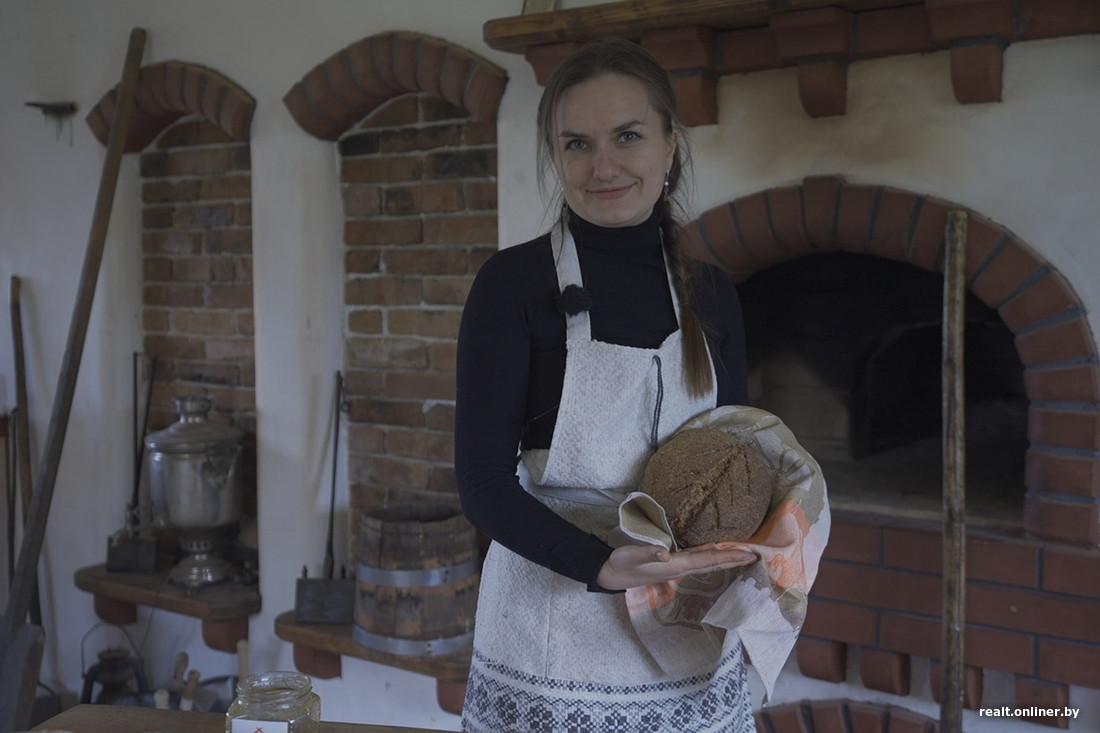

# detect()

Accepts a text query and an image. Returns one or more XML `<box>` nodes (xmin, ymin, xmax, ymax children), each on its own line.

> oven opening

<box><xmin>737</xmin><ymin>252</ymin><xmax>1027</xmax><ymax>527</ymax></box>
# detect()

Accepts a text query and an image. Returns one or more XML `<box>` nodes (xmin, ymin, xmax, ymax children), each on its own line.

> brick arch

<box><xmin>283</xmin><ymin>31</ymin><xmax>507</xmax><ymax>140</ymax></box>
<box><xmin>683</xmin><ymin>174</ymin><xmax>1100</xmax><ymax>546</ymax></box>
<box><xmin>85</xmin><ymin>61</ymin><xmax>255</xmax><ymax>152</ymax></box>
<box><xmin>756</xmin><ymin>699</ymin><xmax>938</xmax><ymax>731</ymax></box>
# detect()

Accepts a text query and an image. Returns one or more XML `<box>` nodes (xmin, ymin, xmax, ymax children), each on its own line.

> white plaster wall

<box><xmin>0</xmin><ymin>1</ymin><xmax>1098</xmax><ymax>730</ymax></box>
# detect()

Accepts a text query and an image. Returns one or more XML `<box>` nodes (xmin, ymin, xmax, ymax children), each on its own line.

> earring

<box><xmin>663</xmin><ymin>171</ymin><xmax>670</xmax><ymax>195</ymax></box>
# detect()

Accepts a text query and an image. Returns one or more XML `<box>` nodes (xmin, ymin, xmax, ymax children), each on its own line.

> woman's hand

<box><xmin>596</xmin><ymin>542</ymin><xmax>757</xmax><ymax>591</ymax></box>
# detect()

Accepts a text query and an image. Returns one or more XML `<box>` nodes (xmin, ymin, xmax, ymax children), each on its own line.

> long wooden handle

<box><xmin>940</xmin><ymin>210</ymin><xmax>968</xmax><ymax>733</ymax></box>
<box><xmin>9</xmin><ymin>276</ymin><xmax>42</xmax><ymax>626</ymax></box>
<box><xmin>10</xmin><ymin>276</ymin><xmax>33</xmax><ymax>525</ymax></box>
<box><xmin>2</xmin><ymin>27</ymin><xmax>147</xmax><ymax>636</ymax></box>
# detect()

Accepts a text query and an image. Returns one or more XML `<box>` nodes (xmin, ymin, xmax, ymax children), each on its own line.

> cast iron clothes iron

<box><xmin>295</xmin><ymin>371</ymin><xmax>354</xmax><ymax>624</ymax></box>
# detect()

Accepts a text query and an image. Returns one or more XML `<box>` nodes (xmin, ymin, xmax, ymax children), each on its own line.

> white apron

<box><xmin>461</xmin><ymin>225</ymin><xmax>755</xmax><ymax>733</ymax></box>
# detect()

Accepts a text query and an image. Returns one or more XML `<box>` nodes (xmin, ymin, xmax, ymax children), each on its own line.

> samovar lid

<box><xmin>144</xmin><ymin>396</ymin><xmax>243</xmax><ymax>454</ymax></box>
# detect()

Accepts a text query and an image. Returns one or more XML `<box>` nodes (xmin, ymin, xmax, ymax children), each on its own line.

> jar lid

<box><xmin>144</xmin><ymin>396</ymin><xmax>243</xmax><ymax>454</ymax></box>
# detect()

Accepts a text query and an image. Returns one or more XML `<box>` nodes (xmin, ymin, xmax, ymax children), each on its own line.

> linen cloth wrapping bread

<box><xmin>613</xmin><ymin>405</ymin><xmax>830</xmax><ymax>700</ymax></box>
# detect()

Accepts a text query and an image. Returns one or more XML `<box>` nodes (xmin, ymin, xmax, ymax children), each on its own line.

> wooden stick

<box><xmin>2</xmin><ymin>27</ymin><xmax>146</xmax><ymax>637</ymax></box>
<box><xmin>9</xmin><ymin>276</ymin><xmax>42</xmax><ymax>626</ymax></box>
<box><xmin>940</xmin><ymin>210</ymin><xmax>968</xmax><ymax>733</ymax></box>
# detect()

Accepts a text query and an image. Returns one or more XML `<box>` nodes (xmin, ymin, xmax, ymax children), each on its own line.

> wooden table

<box><xmin>33</xmin><ymin>704</ymin><xmax>447</xmax><ymax>732</ymax></box>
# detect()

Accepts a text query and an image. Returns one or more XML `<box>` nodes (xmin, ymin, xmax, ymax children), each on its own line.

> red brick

<box><xmin>821</xmin><ymin>518</ymin><xmax>880</xmax><ymax>563</ymax></box>
<box><xmin>835</xmin><ymin>184</ymin><xmax>879</xmax><ymax>253</ymax></box>
<box><xmin>950</xmin><ymin>42</ymin><xmax>1004</xmax><ymax>104</ymax></box>
<box><xmin>641</xmin><ymin>26</ymin><xmax>718</xmax><ymax>71</ymax></box>
<box><xmin>879</xmin><ymin>612</ymin><xmax>1033</xmax><ymax>673</ymax></box>
<box><xmin>970</xmin><ymin>238</ymin><xmax>1044</xmax><ymax>309</ymax></box>
<box><xmin>1023</xmin><ymin>364</ymin><xmax>1100</xmax><ymax>403</ymax></box>
<box><xmin>1014</xmin><ymin>676</ymin><xmax>1071</xmax><ymax>729</ymax></box>
<box><xmin>796</xmin><ymin>60</ymin><xmax>848</xmax><ymax>118</ymax></box>
<box><xmin>346</xmin><ymin>337</ymin><xmax>428</xmax><ymax>370</ymax></box>
<box><xmin>761</xmin><ymin>703</ymin><xmax>810</xmax><ymax>733</ymax></box>
<box><xmin>1029</xmin><ymin>407</ymin><xmax>1100</xmax><ymax>452</ymax></box>
<box><xmin>346</xmin><ymin>38</ymin><xmax>399</xmax><ymax>99</ymax></box>
<box><xmin>282</xmin><ymin>83</ymin><xmax>344</xmax><ymax>141</ymax></box>
<box><xmin>883</xmin><ymin>527</ymin><xmax>1039</xmax><ymax>586</ymax></box>
<box><xmin>463</xmin><ymin>62</ymin><xmax>508</xmax><ymax>124</ymax></box>
<box><xmin>999</xmin><ymin>270</ymin><xmax>1079</xmax><ymax>332</ymax></box>
<box><xmin>670</xmin><ymin>73</ymin><xmax>718</xmax><ymax>128</ymax></box>
<box><xmin>807</xmin><ymin>700</ymin><xmax>847</xmax><ymax>733</ymax></box>
<box><xmin>345</xmin><ymin>219</ymin><xmax>422</xmax><ymax>246</ymax></box>
<box><xmin>1042</xmin><ymin>545</ymin><xmax>1100</xmax><ymax>597</ymax></box>
<box><xmin>523</xmin><ymin>42</ymin><xmax>581</xmax><ymax>86</ymax></box>
<box><xmin>681</xmin><ymin>222</ymin><xmax>728</xmax><ymax>272</ymax></box>
<box><xmin>814</xmin><ymin>562</ymin><xmax>942</xmax><ymax>616</ymax></box>
<box><xmin>908</xmin><ymin>198</ymin><xmax>952</xmax><ymax>273</ymax></box>
<box><xmin>868</xmin><ymin>188</ymin><xmax>919</xmax><ymax>263</ymax></box>
<box><xmin>926</xmin><ymin>0</ymin><xmax>1015</xmax><ymax>41</ymax></box>
<box><xmin>859</xmin><ymin>648</ymin><xmax>910</xmax><ymax>695</ymax></box>
<box><xmin>391</xmin><ymin>32</ymin><xmax>421</xmax><ymax>93</ymax></box>
<box><xmin>796</xmin><ymin>638</ymin><xmax>848</xmax><ymax>682</ymax></box>
<box><xmin>345</xmin><ymin>277</ymin><xmax>422</xmax><ymax>307</ymax></box>
<box><xmin>415</xmin><ymin>38</ymin><xmax>448</xmax><ymax>99</ymax></box>
<box><xmin>804</xmin><ymin>599</ymin><xmax>877</xmax><ymax>644</ymax></box>
<box><xmin>387</xmin><ymin>309</ymin><xmax>462</xmax><ymax>340</ymax></box>
<box><xmin>384</xmin><ymin>247</ymin><xmax>469</xmax><ymax>277</ymax></box>
<box><xmin>1023</xmin><ymin>494</ymin><xmax>1100</xmax><ymax>546</ymax></box>
<box><xmin>368</xmin><ymin>33</ymin><xmax>403</xmax><ymax>95</ymax></box>
<box><xmin>886</xmin><ymin>706</ymin><xmax>939</xmax><ymax>733</ymax></box>
<box><xmin>1037</xmin><ymin>638</ymin><xmax>1100</xmax><ymax>689</ymax></box>
<box><xmin>1026</xmin><ymin>449</ymin><xmax>1100</xmax><ymax>499</ymax></box>
<box><xmin>1023</xmin><ymin>318</ymin><xmax>1099</xmax><ymax>368</ymax></box>
<box><xmin>439</xmin><ymin>47</ymin><xmax>474</xmax><ymax>112</ymax></box>
<box><xmin>698</xmin><ymin>204</ymin><xmax>753</xmax><ymax>271</ymax></box>
<box><xmin>847</xmin><ymin>701</ymin><xmax>887</xmax><ymax>733</ymax></box>
<box><xmin>717</xmin><ymin>27</ymin><xmax>782</xmax><ymax>74</ymax></box>
<box><xmin>928</xmin><ymin>664</ymin><xmax>984</xmax><ymax>708</ymax></box>
<box><xmin>969</xmin><ymin>583</ymin><xmax>1100</xmax><ymax>643</ymax></box>
<box><xmin>770</xmin><ymin>7</ymin><xmax>852</xmax><ymax>60</ymax></box>
<box><xmin>766</xmin><ymin>186</ymin><xmax>814</xmax><ymax>257</ymax></box>
<box><xmin>163</xmin><ymin>61</ymin><xmax>188</xmax><ymax>113</ymax></box>
<box><xmin>801</xmin><ymin>175</ymin><xmax>843</xmax><ymax>249</ymax></box>
<box><xmin>733</xmin><ymin>192</ymin><xmax>783</xmax><ymax>265</ymax></box>
<box><xmin>856</xmin><ymin>6</ymin><xmax>934</xmax><ymax>57</ymax></box>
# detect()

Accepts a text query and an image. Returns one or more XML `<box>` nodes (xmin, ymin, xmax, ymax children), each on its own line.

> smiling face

<box><xmin>551</xmin><ymin>73</ymin><xmax>677</xmax><ymax>228</ymax></box>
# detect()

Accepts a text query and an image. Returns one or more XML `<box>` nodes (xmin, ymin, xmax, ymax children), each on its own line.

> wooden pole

<box><xmin>940</xmin><ymin>210</ymin><xmax>968</xmax><ymax>732</ymax></box>
<box><xmin>9</xmin><ymin>276</ymin><xmax>42</xmax><ymax>627</ymax></box>
<box><xmin>2</xmin><ymin>27</ymin><xmax>146</xmax><ymax>636</ymax></box>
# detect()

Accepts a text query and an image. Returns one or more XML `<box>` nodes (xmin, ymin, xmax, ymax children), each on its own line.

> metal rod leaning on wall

<box><xmin>940</xmin><ymin>210</ymin><xmax>968</xmax><ymax>733</ymax></box>
<box><xmin>2</xmin><ymin>27</ymin><xmax>147</xmax><ymax>639</ymax></box>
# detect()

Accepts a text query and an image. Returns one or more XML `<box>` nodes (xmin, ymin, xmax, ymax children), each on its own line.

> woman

<box><xmin>455</xmin><ymin>38</ymin><xmax>757</xmax><ymax>732</ymax></box>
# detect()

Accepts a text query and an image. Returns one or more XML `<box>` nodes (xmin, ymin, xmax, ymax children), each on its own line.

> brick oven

<box><xmin>679</xmin><ymin>175</ymin><xmax>1100</xmax><ymax>725</ymax></box>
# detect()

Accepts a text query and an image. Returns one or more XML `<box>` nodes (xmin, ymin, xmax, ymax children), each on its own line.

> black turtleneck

<box><xmin>454</xmin><ymin>207</ymin><xmax>748</xmax><ymax>590</ymax></box>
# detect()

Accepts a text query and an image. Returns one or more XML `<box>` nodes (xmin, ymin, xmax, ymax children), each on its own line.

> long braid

<box><xmin>659</xmin><ymin>197</ymin><xmax>713</xmax><ymax>399</ymax></box>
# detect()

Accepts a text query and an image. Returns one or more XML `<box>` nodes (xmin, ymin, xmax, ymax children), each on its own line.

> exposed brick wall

<box><xmin>140</xmin><ymin>118</ymin><xmax>255</xmax><ymax>464</ymax></box>
<box><xmin>339</xmin><ymin>94</ymin><xmax>496</xmax><ymax>517</ymax></box>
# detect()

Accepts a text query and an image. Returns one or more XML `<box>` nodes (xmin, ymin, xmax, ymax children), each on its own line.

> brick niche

<box><xmin>339</xmin><ymin>93</ymin><xmax>497</xmax><ymax>523</ymax></box>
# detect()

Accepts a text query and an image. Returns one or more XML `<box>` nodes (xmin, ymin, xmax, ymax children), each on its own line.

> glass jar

<box><xmin>225</xmin><ymin>671</ymin><xmax>321</xmax><ymax>733</ymax></box>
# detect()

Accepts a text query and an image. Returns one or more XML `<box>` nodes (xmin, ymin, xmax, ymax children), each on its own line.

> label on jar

<box><xmin>230</xmin><ymin>719</ymin><xmax>290</xmax><ymax>733</ymax></box>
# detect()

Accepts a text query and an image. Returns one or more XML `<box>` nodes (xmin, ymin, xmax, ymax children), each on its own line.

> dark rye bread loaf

<box><xmin>639</xmin><ymin>428</ymin><xmax>772</xmax><ymax>546</ymax></box>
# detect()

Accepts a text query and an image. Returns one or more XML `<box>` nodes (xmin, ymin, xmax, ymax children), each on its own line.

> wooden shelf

<box><xmin>274</xmin><ymin>610</ymin><xmax>469</xmax><ymax>715</ymax></box>
<box><xmin>483</xmin><ymin>0</ymin><xmax>915</xmax><ymax>53</ymax></box>
<box><xmin>74</xmin><ymin>564</ymin><xmax>260</xmax><ymax>653</ymax></box>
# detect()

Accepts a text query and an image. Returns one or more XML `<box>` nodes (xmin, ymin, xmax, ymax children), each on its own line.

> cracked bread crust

<box><xmin>639</xmin><ymin>428</ymin><xmax>772</xmax><ymax>546</ymax></box>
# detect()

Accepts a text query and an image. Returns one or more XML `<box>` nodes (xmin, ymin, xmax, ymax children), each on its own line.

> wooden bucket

<box><xmin>354</xmin><ymin>502</ymin><xmax>479</xmax><ymax>657</ymax></box>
